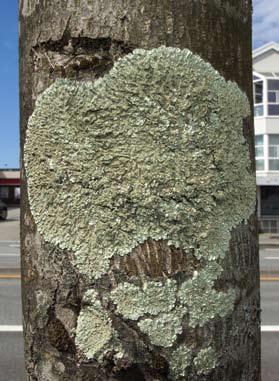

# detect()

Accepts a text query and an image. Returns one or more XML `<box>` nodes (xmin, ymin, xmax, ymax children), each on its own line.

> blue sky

<box><xmin>0</xmin><ymin>1</ymin><xmax>278</xmax><ymax>168</ymax></box>
<box><xmin>0</xmin><ymin>1</ymin><xmax>18</xmax><ymax>168</ymax></box>
<box><xmin>253</xmin><ymin>0</ymin><xmax>279</xmax><ymax>48</ymax></box>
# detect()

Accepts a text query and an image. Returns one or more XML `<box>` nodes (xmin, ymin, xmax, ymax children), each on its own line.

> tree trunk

<box><xmin>20</xmin><ymin>1</ymin><xmax>260</xmax><ymax>380</ymax></box>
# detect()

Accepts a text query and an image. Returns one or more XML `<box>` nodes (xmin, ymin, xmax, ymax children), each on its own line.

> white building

<box><xmin>253</xmin><ymin>42</ymin><xmax>279</xmax><ymax>232</ymax></box>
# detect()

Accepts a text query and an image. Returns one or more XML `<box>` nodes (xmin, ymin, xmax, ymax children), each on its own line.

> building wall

<box><xmin>253</xmin><ymin>49</ymin><xmax>279</xmax><ymax>73</ymax></box>
<box><xmin>253</xmin><ymin>44</ymin><xmax>279</xmax><ymax>232</ymax></box>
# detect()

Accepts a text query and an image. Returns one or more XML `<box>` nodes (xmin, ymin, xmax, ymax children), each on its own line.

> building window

<box><xmin>268</xmin><ymin>104</ymin><xmax>279</xmax><ymax>116</ymax></box>
<box><xmin>268</xmin><ymin>80</ymin><xmax>279</xmax><ymax>116</ymax></box>
<box><xmin>254</xmin><ymin>80</ymin><xmax>264</xmax><ymax>117</ymax></box>
<box><xmin>261</xmin><ymin>186</ymin><xmax>279</xmax><ymax>216</ymax></box>
<box><xmin>255</xmin><ymin>105</ymin><xmax>264</xmax><ymax>117</ymax></box>
<box><xmin>269</xmin><ymin>135</ymin><xmax>279</xmax><ymax>170</ymax></box>
<box><xmin>255</xmin><ymin>135</ymin><xmax>264</xmax><ymax>170</ymax></box>
<box><xmin>0</xmin><ymin>187</ymin><xmax>9</xmax><ymax>199</ymax></box>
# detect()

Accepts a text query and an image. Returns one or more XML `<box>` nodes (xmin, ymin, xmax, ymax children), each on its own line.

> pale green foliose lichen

<box><xmin>24</xmin><ymin>46</ymin><xmax>256</xmax><ymax>374</ymax></box>
<box><xmin>169</xmin><ymin>346</ymin><xmax>193</xmax><ymax>378</ymax></box>
<box><xmin>194</xmin><ymin>347</ymin><xmax>218</xmax><ymax>375</ymax></box>
<box><xmin>138</xmin><ymin>311</ymin><xmax>183</xmax><ymax>347</ymax></box>
<box><xmin>178</xmin><ymin>262</ymin><xmax>236</xmax><ymax>327</ymax></box>
<box><xmin>75</xmin><ymin>290</ymin><xmax>114</xmax><ymax>359</ymax></box>
<box><xmin>110</xmin><ymin>279</ymin><xmax>177</xmax><ymax>320</ymax></box>
<box><xmin>24</xmin><ymin>46</ymin><xmax>255</xmax><ymax>282</ymax></box>
<box><xmin>110</xmin><ymin>263</ymin><xmax>235</xmax><ymax>349</ymax></box>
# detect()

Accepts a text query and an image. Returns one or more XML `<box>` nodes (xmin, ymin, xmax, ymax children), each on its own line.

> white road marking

<box><xmin>261</xmin><ymin>326</ymin><xmax>279</xmax><ymax>332</ymax></box>
<box><xmin>265</xmin><ymin>257</ymin><xmax>279</xmax><ymax>260</ymax></box>
<box><xmin>9</xmin><ymin>244</ymin><xmax>20</xmax><ymax>248</ymax></box>
<box><xmin>0</xmin><ymin>325</ymin><xmax>23</xmax><ymax>332</ymax></box>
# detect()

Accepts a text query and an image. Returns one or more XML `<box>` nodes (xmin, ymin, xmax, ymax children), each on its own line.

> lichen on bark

<box><xmin>25</xmin><ymin>46</ymin><xmax>255</xmax><ymax>280</ymax></box>
<box><xmin>110</xmin><ymin>279</ymin><xmax>177</xmax><ymax>320</ymax></box>
<box><xmin>169</xmin><ymin>346</ymin><xmax>193</xmax><ymax>378</ymax></box>
<box><xmin>194</xmin><ymin>347</ymin><xmax>218</xmax><ymax>375</ymax></box>
<box><xmin>75</xmin><ymin>290</ymin><xmax>122</xmax><ymax>360</ymax></box>
<box><xmin>24</xmin><ymin>46</ymin><xmax>256</xmax><ymax>377</ymax></box>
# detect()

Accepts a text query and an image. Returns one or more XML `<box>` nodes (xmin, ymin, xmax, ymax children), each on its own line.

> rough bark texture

<box><xmin>20</xmin><ymin>1</ymin><xmax>260</xmax><ymax>380</ymax></box>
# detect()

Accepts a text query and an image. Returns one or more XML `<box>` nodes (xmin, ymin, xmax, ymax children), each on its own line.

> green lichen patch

<box><xmin>169</xmin><ymin>346</ymin><xmax>193</xmax><ymax>378</ymax></box>
<box><xmin>138</xmin><ymin>311</ymin><xmax>183</xmax><ymax>347</ymax></box>
<box><xmin>75</xmin><ymin>290</ymin><xmax>114</xmax><ymax>359</ymax></box>
<box><xmin>25</xmin><ymin>46</ymin><xmax>256</xmax><ymax>371</ymax></box>
<box><xmin>110</xmin><ymin>279</ymin><xmax>177</xmax><ymax>320</ymax></box>
<box><xmin>193</xmin><ymin>347</ymin><xmax>218</xmax><ymax>375</ymax></box>
<box><xmin>25</xmin><ymin>46</ymin><xmax>255</xmax><ymax>282</ymax></box>
<box><xmin>178</xmin><ymin>262</ymin><xmax>236</xmax><ymax>327</ymax></box>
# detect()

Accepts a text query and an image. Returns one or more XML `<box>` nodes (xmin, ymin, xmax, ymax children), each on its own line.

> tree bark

<box><xmin>19</xmin><ymin>1</ymin><xmax>260</xmax><ymax>380</ymax></box>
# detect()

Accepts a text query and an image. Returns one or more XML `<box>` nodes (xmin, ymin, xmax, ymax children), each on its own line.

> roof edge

<box><xmin>253</xmin><ymin>42</ymin><xmax>279</xmax><ymax>58</ymax></box>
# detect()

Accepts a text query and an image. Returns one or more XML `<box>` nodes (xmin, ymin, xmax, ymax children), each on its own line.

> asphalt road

<box><xmin>0</xmin><ymin>241</ymin><xmax>20</xmax><ymax>272</ymax></box>
<box><xmin>0</xmin><ymin>278</ymin><xmax>24</xmax><ymax>381</ymax></box>
<box><xmin>260</xmin><ymin>281</ymin><xmax>279</xmax><ymax>381</ymax></box>
<box><xmin>0</xmin><ymin>279</ymin><xmax>22</xmax><ymax>325</ymax></box>
<box><xmin>0</xmin><ymin>207</ymin><xmax>20</xmax><ymax>242</ymax></box>
<box><xmin>260</xmin><ymin>247</ymin><xmax>279</xmax><ymax>274</ymax></box>
<box><xmin>0</xmin><ymin>207</ymin><xmax>20</xmax><ymax>273</ymax></box>
<box><xmin>0</xmin><ymin>208</ymin><xmax>278</xmax><ymax>380</ymax></box>
<box><xmin>0</xmin><ymin>207</ymin><xmax>24</xmax><ymax>380</ymax></box>
<box><xmin>262</xmin><ymin>333</ymin><xmax>279</xmax><ymax>381</ymax></box>
<box><xmin>0</xmin><ymin>333</ymin><xmax>24</xmax><ymax>381</ymax></box>
<box><xmin>261</xmin><ymin>281</ymin><xmax>279</xmax><ymax>325</ymax></box>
